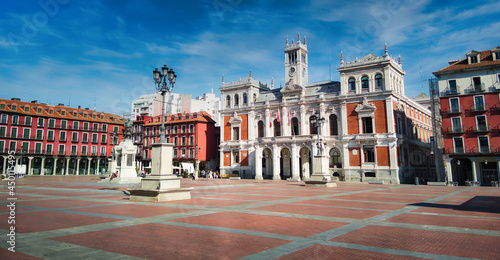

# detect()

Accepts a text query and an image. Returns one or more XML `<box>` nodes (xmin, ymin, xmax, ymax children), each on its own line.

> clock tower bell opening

<box><xmin>284</xmin><ymin>33</ymin><xmax>308</xmax><ymax>86</ymax></box>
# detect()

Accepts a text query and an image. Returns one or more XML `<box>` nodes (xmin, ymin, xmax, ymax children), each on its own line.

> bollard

<box><xmin>415</xmin><ymin>177</ymin><xmax>419</xmax><ymax>185</ymax></box>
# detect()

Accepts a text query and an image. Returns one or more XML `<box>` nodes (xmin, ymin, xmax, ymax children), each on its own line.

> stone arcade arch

<box><xmin>262</xmin><ymin>148</ymin><xmax>273</xmax><ymax>179</ymax></box>
<box><xmin>299</xmin><ymin>146</ymin><xmax>311</xmax><ymax>180</ymax></box>
<box><xmin>280</xmin><ymin>147</ymin><xmax>291</xmax><ymax>180</ymax></box>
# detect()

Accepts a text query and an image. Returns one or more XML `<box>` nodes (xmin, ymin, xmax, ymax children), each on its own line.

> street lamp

<box><xmin>153</xmin><ymin>65</ymin><xmax>177</xmax><ymax>143</ymax></box>
<box><xmin>315</xmin><ymin>112</ymin><xmax>325</xmax><ymax>156</ymax></box>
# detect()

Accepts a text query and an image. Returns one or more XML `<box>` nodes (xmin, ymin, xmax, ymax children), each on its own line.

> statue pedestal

<box><xmin>129</xmin><ymin>143</ymin><xmax>192</xmax><ymax>202</ymax></box>
<box><xmin>304</xmin><ymin>155</ymin><xmax>337</xmax><ymax>187</ymax></box>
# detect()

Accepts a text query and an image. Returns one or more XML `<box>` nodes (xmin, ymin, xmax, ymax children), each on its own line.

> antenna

<box><xmin>94</xmin><ymin>95</ymin><xmax>97</xmax><ymax>111</ymax></box>
<box><xmin>329</xmin><ymin>49</ymin><xmax>332</xmax><ymax>81</ymax></box>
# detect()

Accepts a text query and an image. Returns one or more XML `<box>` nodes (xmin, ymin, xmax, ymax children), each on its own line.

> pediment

<box><xmin>355</xmin><ymin>97</ymin><xmax>376</xmax><ymax>113</ymax></box>
<box><xmin>228</xmin><ymin>112</ymin><xmax>242</xmax><ymax>125</ymax></box>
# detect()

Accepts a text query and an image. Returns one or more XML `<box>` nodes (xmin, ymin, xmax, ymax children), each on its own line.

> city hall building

<box><xmin>219</xmin><ymin>35</ymin><xmax>434</xmax><ymax>184</ymax></box>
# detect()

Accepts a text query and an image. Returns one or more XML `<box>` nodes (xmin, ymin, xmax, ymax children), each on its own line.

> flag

<box><xmin>269</xmin><ymin>110</ymin><xmax>272</xmax><ymax>128</ymax></box>
<box><xmin>277</xmin><ymin>107</ymin><xmax>281</xmax><ymax>123</ymax></box>
<box><xmin>288</xmin><ymin>109</ymin><xmax>291</xmax><ymax>126</ymax></box>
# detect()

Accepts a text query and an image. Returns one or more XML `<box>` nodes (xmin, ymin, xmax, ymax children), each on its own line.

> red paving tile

<box><xmin>253</xmin><ymin>204</ymin><xmax>386</xmax><ymax>219</ymax></box>
<box><xmin>293</xmin><ymin>199</ymin><xmax>406</xmax><ymax>211</ymax></box>
<box><xmin>331</xmin><ymin>195</ymin><xmax>426</xmax><ymax>204</ymax></box>
<box><xmin>411</xmin><ymin>205</ymin><xmax>500</xmax><ymax>218</ymax></box>
<box><xmin>163</xmin><ymin>198</ymin><xmax>255</xmax><ymax>207</ymax></box>
<box><xmin>248</xmin><ymin>191</ymin><xmax>329</xmax><ymax>197</ymax></box>
<box><xmin>16</xmin><ymin>199</ymin><xmax>112</xmax><ymax>209</ymax></box>
<box><xmin>277</xmin><ymin>244</ymin><xmax>422</xmax><ymax>260</ymax></box>
<box><xmin>331</xmin><ymin>225</ymin><xmax>500</xmax><ymax>259</ymax></box>
<box><xmin>0</xmin><ymin>211</ymin><xmax>120</xmax><ymax>233</ymax></box>
<box><xmin>16</xmin><ymin>189</ymin><xmax>105</xmax><ymax>197</ymax></box>
<box><xmin>50</xmin><ymin>223</ymin><xmax>291</xmax><ymax>259</ymax></box>
<box><xmin>69</xmin><ymin>204</ymin><xmax>198</xmax><ymax>218</ymax></box>
<box><xmin>206</xmin><ymin>194</ymin><xmax>291</xmax><ymax>201</ymax></box>
<box><xmin>170</xmin><ymin>211</ymin><xmax>347</xmax><ymax>237</ymax></box>
<box><xmin>0</xmin><ymin>247</ymin><xmax>43</xmax><ymax>259</ymax></box>
<box><xmin>386</xmin><ymin>213</ymin><xmax>500</xmax><ymax>231</ymax></box>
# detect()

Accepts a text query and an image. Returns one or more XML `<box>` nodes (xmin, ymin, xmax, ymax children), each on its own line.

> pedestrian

<box><xmin>110</xmin><ymin>171</ymin><xmax>118</xmax><ymax>181</ymax></box>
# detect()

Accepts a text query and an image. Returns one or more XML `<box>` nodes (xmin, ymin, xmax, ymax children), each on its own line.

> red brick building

<box><xmin>132</xmin><ymin>111</ymin><xmax>218</xmax><ymax>173</ymax></box>
<box><xmin>0</xmin><ymin>98</ymin><xmax>124</xmax><ymax>175</ymax></box>
<box><xmin>434</xmin><ymin>47</ymin><xmax>500</xmax><ymax>185</ymax></box>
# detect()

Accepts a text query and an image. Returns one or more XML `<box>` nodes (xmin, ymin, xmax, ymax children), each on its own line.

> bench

<box><xmin>368</xmin><ymin>180</ymin><xmax>384</xmax><ymax>184</ymax></box>
<box><xmin>427</xmin><ymin>182</ymin><xmax>447</xmax><ymax>186</ymax></box>
<box><xmin>221</xmin><ymin>174</ymin><xmax>240</xmax><ymax>179</ymax></box>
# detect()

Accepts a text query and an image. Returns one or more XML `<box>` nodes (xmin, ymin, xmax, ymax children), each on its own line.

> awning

<box><xmin>172</xmin><ymin>166</ymin><xmax>182</xmax><ymax>170</ymax></box>
<box><xmin>180</xmin><ymin>163</ymin><xmax>194</xmax><ymax>173</ymax></box>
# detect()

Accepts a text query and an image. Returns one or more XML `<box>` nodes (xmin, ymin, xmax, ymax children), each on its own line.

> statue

<box><xmin>123</xmin><ymin>118</ymin><xmax>133</xmax><ymax>139</ymax></box>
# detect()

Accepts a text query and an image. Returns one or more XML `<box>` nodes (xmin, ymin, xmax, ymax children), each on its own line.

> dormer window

<box><xmin>492</xmin><ymin>47</ymin><xmax>500</xmax><ymax>61</ymax></box>
<box><xmin>467</xmin><ymin>50</ymin><xmax>480</xmax><ymax>64</ymax></box>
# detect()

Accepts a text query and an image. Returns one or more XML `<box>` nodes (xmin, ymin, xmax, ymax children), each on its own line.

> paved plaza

<box><xmin>1</xmin><ymin>176</ymin><xmax>500</xmax><ymax>259</ymax></box>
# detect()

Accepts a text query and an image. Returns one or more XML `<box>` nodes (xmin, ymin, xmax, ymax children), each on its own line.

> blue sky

<box><xmin>1</xmin><ymin>0</ymin><xmax>499</xmax><ymax>116</ymax></box>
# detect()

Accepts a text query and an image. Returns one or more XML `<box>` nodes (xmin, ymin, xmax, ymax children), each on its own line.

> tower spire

<box><xmin>340</xmin><ymin>50</ymin><xmax>344</xmax><ymax>64</ymax></box>
<box><xmin>384</xmin><ymin>42</ymin><xmax>388</xmax><ymax>57</ymax></box>
<box><xmin>297</xmin><ymin>33</ymin><xmax>300</xmax><ymax>43</ymax></box>
<box><xmin>304</xmin><ymin>35</ymin><xmax>307</xmax><ymax>45</ymax></box>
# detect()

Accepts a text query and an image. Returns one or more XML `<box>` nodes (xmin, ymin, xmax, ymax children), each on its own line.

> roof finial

<box><xmin>384</xmin><ymin>42</ymin><xmax>388</xmax><ymax>56</ymax></box>
<box><xmin>222</xmin><ymin>74</ymin><xmax>225</xmax><ymax>83</ymax></box>
<box><xmin>340</xmin><ymin>50</ymin><xmax>344</xmax><ymax>64</ymax></box>
<box><xmin>297</xmin><ymin>33</ymin><xmax>300</xmax><ymax>43</ymax></box>
<box><xmin>271</xmin><ymin>77</ymin><xmax>274</xmax><ymax>86</ymax></box>
<box><xmin>249</xmin><ymin>70</ymin><xmax>252</xmax><ymax>78</ymax></box>
<box><xmin>398</xmin><ymin>55</ymin><xmax>401</xmax><ymax>64</ymax></box>
<box><xmin>286</xmin><ymin>36</ymin><xmax>289</xmax><ymax>46</ymax></box>
<box><xmin>303</xmin><ymin>35</ymin><xmax>307</xmax><ymax>45</ymax></box>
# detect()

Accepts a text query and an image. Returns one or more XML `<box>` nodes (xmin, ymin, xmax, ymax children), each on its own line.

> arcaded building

<box><xmin>219</xmin><ymin>36</ymin><xmax>434</xmax><ymax>184</ymax></box>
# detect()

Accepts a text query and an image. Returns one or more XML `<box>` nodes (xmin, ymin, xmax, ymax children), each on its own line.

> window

<box><xmin>46</xmin><ymin>144</ymin><xmax>52</xmax><ymax>154</ymax></box>
<box><xmin>233</xmin><ymin>127</ymin><xmax>240</xmax><ymax>140</ymax></box>
<box><xmin>361</xmin><ymin>76</ymin><xmax>369</xmax><ymax>89</ymax></box>
<box><xmin>473</xmin><ymin>77</ymin><xmax>482</xmax><ymax>91</ymax></box>
<box><xmin>451</xmin><ymin>117</ymin><xmax>462</xmax><ymax>132</ymax></box>
<box><xmin>449</xmin><ymin>80</ymin><xmax>457</xmax><ymax>93</ymax></box>
<box><xmin>258</xmin><ymin>121</ymin><xmax>264</xmax><ymax>137</ymax></box>
<box><xmin>470</xmin><ymin>55</ymin><xmax>478</xmax><ymax>64</ymax></box>
<box><xmin>101</xmin><ymin>134</ymin><xmax>107</xmax><ymax>143</ymax></box>
<box><xmin>329</xmin><ymin>114</ymin><xmax>338</xmax><ymax>136</ymax></box>
<box><xmin>181</xmin><ymin>148</ymin><xmax>186</xmax><ymax>158</ymax></box>
<box><xmin>234</xmin><ymin>94</ymin><xmax>239</xmax><ymax>106</ymax></box>
<box><xmin>23</xmin><ymin>128</ymin><xmax>30</xmax><ymax>139</ymax></box>
<box><xmin>189</xmin><ymin>136</ymin><xmax>194</xmax><ymax>146</ymax></box>
<box><xmin>478</xmin><ymin>136</ymin><xmax>489</xmax><ymax>153</ymax></box>
<box><xmin>35</xmin><ymin>143</ymin><xmax>42</xmax><ymax>154</ymax></box>
<box><xmin>38</xmin><ymin>118</ymin><xmax>44</xmax><ymax>127</ymax></box>
<box><xmin>47</xmin><ymin>130</ymin><xmax>54</xmax><ymax>141</ymax></box>
<box><xmin>362</xmin><ymin>117</ymin><xmax>373</xmax><ymax>133</ymax></box>
<box><xmin>83</xmin><ymin>122</ymin><xmax>89</xmax><ymax>130</ymax></box>
<box><xmin>72</xmin><ymin>132</ymin><xmax>78</xmax><ymax>142</ymax></box>
<box><xmin>61</xmin><ymin>120</ymin><xmax>67</xmax><ymax>129</ymax></box>
<box><xmin>0</xmin><ymin>126</ymin><xmax>5</xmax><ymax>137</ymax></box>
<box><xmin>102</xmin><ymin>124</ymin><xmax>107</xmax><ymax>132</ymax></box>
<box><xmin>13</xmin><ymin>115</ymin><xmax>19</xmax><ymax>124</ymax></box>
<box><xmin>181</xmin><ymin>136</ymin><xmax>186</xmax><ymax>146</ymax></box>
<box><xmin>189</xmin><ymin>148</ymin><xmax>194</xmax><ymax>158</ymax></box>
<box><xmin>9</xmin><ymin>141</ymin><xmax>16</xmax><ymax>152</ymax></box>
<box><xmin>11</xmin><ymin>127</ymin><xmax>17</xmax><ymax>138</ymax></box>
<box><xmin>310</xmin><ymin>116</ymin><xmax>318</xmax><ymax>135</ymax></box>
<box><xmin>363</xmin><ymin>146</ymin><xmax>375</xmax><ymax>162</ymax></box>
<box><xmin>24</xmin><ymin>107</ymin><xmax>29</xmax><ymax>112</ymax></box>
<box><xmin>173</xmin><ymin>149</ymin><xmax>177</xmax><ymax>158</ymax></box>
<box><xmin>25</xmin><ymin>116</ymin><xmax>31</xmax><ymax>126</ymax></box>
<box><xmin>226</xmin><ymin>96</ymin><xmax>231</xmax><ymax>107</ymax></box>
<box><xmin>474</xmin><ymin>96</ymin><xmax>485</xmax><ymax>111</ymax></box>
<box><xmin>92</xmin><ymin>134</ymin><xmax>98</xmax><ymax>143</ymax></box>
<box><xmin>273</xmin><ymin>120</ymin><xmax>281</xmax><ymax>136</ymax></box>
<box><xmin>243</xmin><ymin>93</ymin><xmax>248</xmax><ymax>105</ymax></box>
<box><xmin>73</xmin><ymin>145</ymin><xmax>79</xmax><ymax>155</ymax></box>
<box><xmin>174</xmin><ymin>126</ymin><xmax>178</xmax><ymax>134</ymax></box>
<box><xmin>329</xmin><ymin>148</ymin><xmax>342</xmax><ymax>168</ymax></box>
<box><xmin>449</xmin><ymin>98</ymin><xmax>460</xmax><ymax>113</ymax></box>
<box><xmin>58</xmin><ymin>145</ymin><xmax>65</xmax><ymax>155</ymax></box>
<box><xmin>0</xmin><ymin>141</ymin><xmax>3</xmax><ymax>152</ymax></box>
<box><xmin>100</xmin><ymin>146</ymin><xmax>106</xmax><ymax>156</ymax></box>
<box><xmin>0</xmin><ymin>104</ymin><xmax>4</xmax><ymax>109</ymax></box>
<box><xmin>181</xmin><ymin>125</ymin><xmax>186</xmax><ymax>133</ymax></box>
<box><xmin>59</xmin><ymin>131</ymin><xmax>66</xmax><ymax>141</ymax></box>
<box><xmin>73</xmin><ymin>121</ymin><xmax>78</xmax><ymax>130</ymax></box>
<box><xmin>48</xmin><ymin>119</ymin><xmax>55</xmax><ymax>128</ymax></box>
<box><xmin>82</xmin><ymin>133</ymin><xmax>88</xmax><ymax>142</ymax></box>
<box><xmin>11</xmin><ymin>105</ymin><xmax>17</xmax><ymax>111</ymax></box>
<box><xmin>91</xmin><ymin>146</ymin><xmax>97</xmax><ymax>155</ymax></box>
<box><xmin>93</xmin><ymin>123</ymin><xmax>98</xmax><ymax>131</ymax></box>
<box><xmin>21</xmin><ymin>142</ymin><xmax>29</xmax><ymax>153</ymax></box>
<box><xmin>291</xmin><ymin>118</ymin><xmax>299</xmax><ymax>136</ymax></box>
<box><xmin>348</xmin><ymin>78</ymin><xmax>356</xmax><ymax>91</ymax></box>
<box><xmin>375</xmin><ymin>74</ymin><xmax>383</xmax><ymax>88</ymax></box>
<box><xmin>1</xmin><ymin>114</ymin><xmax>7</xmax><ymax>124</ymax></box>
<box><xmin>453</xmin><ymin>137</ymin><xmax>464</xmax><ymax>153</ymax></box>
<box><xmin>49</xmin><ymin>109</ymin><xmax>53</xmax><ymax>115</ymax></box>
<box><xmin>233</xmin><ymin>150</ymin><xmax>240</xmax><ymax>163</ymax></box>
<box><xmin>166</xmin><ymin>126</ymin><xmax>171</xmax><ymax>134</ymax></box>
<box><xmin>174</xmin><ymin>137</ymin><xmax>178</xmax><ymax>146</ymax></box>
<box><xmin>476</xmin><ymin>115</ymin><xmax>488</xmax><ymax>131</ymax></box>
<box><xmin>113</xmin><ymin>126</ymin><xmax>118</xmax><ymax>134</ymax></box>
<box><xmin>36</xmin><ymin>129</ymin><xmax>43</xmax><ymax>140</ymax></box>
<box><xmin>189</xmin><ymin>124</ymin><xmax>194</xmax><ymax>133</ymax></box>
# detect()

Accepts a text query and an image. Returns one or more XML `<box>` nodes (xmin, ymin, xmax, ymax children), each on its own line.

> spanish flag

<box><xmin>277</xmin><ymin>107</ymin><xmax>281</xmax><ymax>123</ymax></box>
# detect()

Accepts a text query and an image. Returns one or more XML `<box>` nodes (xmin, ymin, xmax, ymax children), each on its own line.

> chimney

<box><xmin>78</xmin><ymin>105</ymin><xmax>81</xmax><ymax>109</ymax></box>
<box><xmin>85</xmin><ymin>107</ymin><xmax>89</xmax><ymax>110</ymax></box>
<box><xmin>31</xmin><ymin>100</ymin><xmax>38</xmax><ymax>103</ymax></box>
<box><xmin>58</xmin><ymin>103</ymin><xmax>64</xmax><ymax>106</ymax></box>
<box><xmin>11</xmin><ymin>98</ymin><xmax>21</xmax><ymax>101</ymax></box>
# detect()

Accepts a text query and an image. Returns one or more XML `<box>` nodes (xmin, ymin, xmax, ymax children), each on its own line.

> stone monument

<box><xmin>128</xmin><ymin>142</ymin><xmax>193</xmax><ymax>202</ymax></box>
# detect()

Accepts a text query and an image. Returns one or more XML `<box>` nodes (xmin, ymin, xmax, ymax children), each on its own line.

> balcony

<box><xmin>444</xmin><ymin>126</ymin><xmax>465</xmax><ymax>135</ymax></box>
<box><xmin>71</xmin><ymin>138</ymin><xmax>79</xmax><ymax>143</ymax></box>
<box><xmin>468</xmin><ymin>83</ymin><xmax>485</xmax><ymax>93</ymax></box>
<box><xmin>466</xmin><ymin>104</ymin><xmax>488</xmax><ymax>113</ymax></box>
<box><xmin>444</xmin><ymin>106</ymin><xmax>461</xmax><ymax>115</ymax></box>
<box><xmin>445</xmin><ymin>146</ymin><xmax>467</xmax><ymax>155</ymax></box>
<box><xmin>443</xmin><ymin>87</ymin><xmax>460</xmax><ymax>96</ymax></box>
<box><xmin>59</xmin><ymin>137</ymin><xmax>67</xmax><ymax>142</ymax></box>
<box><xmin>468</xmin><ymin>146</ymin><xmax>497</xmax><ymax>154</ymax></box>
<box><xmin>472</xmin><ymin>124</ymin><xmax>490</xmax><ymax>133</ymax></box>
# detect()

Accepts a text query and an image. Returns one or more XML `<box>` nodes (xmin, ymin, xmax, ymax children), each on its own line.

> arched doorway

<box><xmin>262</xmin><ymin>148</ymin><xmax>273</xmax><ymax>179</ymax></box>
<box><xmin>280</xmin><ymin>148</ymin><xmax>291</xmax><ymax>180</ymax></box>
<box><xmin>329</xmin><ymin>147</ymin><xmax>342</xmax><ymax>179</ymax></box>
<box><xmin>299</xmin><ymin>147</ymin><xmax>311</xmax><ymax>180</ymax></box>
<box><xmin>451</xmin><ymin>158</ymin><xmax>472</xmax><ymax>185</ymax></box>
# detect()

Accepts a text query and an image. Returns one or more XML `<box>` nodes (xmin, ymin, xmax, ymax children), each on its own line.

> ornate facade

<box><xmin>219</xmin><ymin>36</ymin><xmax>434</xmax><ymax>184</ymax></box>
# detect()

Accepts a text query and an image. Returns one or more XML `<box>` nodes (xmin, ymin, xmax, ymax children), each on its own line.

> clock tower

<box><xmin>284</xmin><ymin>33</ymin><xmax>308</xmax><ymax>86</ymax></box>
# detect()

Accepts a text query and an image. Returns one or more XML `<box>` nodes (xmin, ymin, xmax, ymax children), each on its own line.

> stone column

<box><xmin>291</xmin><ymin>143</ymin><xmax>300</xmax><ymax>180</ymax></box>
<box><xmin>76</xmin><ymin>158</ymin><xmax>81</xmax><ymax>175</ymax></box>
<box><xmin>272</xmin><ymin>144</ymin><xmax>280</xmax><ymax>180</ymax></box>
<box><xmin>342</xmin><ymin>143</ymin><xmax>350</xmax><ymax>181</ymax></box>
<box><xmin>96</xmin><ymin>159</ymin><xmax>100</xmax><ymax>175</ymax></box>
<box><xmin>27</xmin><ymin>157</ymin><xmax>33</xmax><ymax>175</ymax></box>
<box><xmin>341</xmin><ymin>102</ymin><xmax>347</xmax><ymax>136</ymax></box>
<box><xmin>40</xmin><ymin>157</ymin><xmax>45</xmax><ymax>175</ymax></box>
<box><xmin>254</xmin><ymin>146</ymin><xmax>263</xmax><ymax>180</ymax></box>
<box><xmin>87</xmin><ymin>158</ymin><xmax>91</xmax><ymax>175</ymax></box>
<box><xmin>52</xmin><ymin>159</ymin><xmax>56</xmax><ymax>175</ymax></box>
<box><xmin>2</xmin><ymin>156</ymin><xmax>7</xmax><ymax>174</ymax></box>
<box><xmin>282</xmin><ymin>107</ymin><xmax>290</xmax><ymax>136</ymax></box>
<box><xmin>65</xmin><ymin>157</ymin><xmax>70</xmax><ymax>175</ymax></box>
<box><xmin>265</xmin><ymin>108</ymin><xmax>272</xmax><ymax>137</ymax></box>
<box><xmin>301</xmin><ymin>150</ymin><xmax>310</xmax><ymax>180</ymax></box>
<box><xmin>300</xmin><ymin>105</ymin><xmax>307</xmax><ymax>136</ymax></box>
<box><xmin>248</xmin><ymin>110</ymin><xmax>255</xmax><ymax>140</ymax></box>
<box><xmin>386</xmin><ymin>97</ymin><xmax>395</xmax><ymax>133</ymax></box>
<box><xmin>471</xmin><ymin>158</ymin><xmax>478</xmax><ymax>183</ymax></box>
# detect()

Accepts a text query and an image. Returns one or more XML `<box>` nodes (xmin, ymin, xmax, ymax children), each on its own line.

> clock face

<box><xmin>289</xmin><ymin>67</ymin><xmax>296</xmax><ymax>77</ymax></box>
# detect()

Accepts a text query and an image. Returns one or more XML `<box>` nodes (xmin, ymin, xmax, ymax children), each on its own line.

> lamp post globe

<box><xmin>153</xmin><ymin>65</ymin><xmax>176</xmax><ymax>143</ymax></box>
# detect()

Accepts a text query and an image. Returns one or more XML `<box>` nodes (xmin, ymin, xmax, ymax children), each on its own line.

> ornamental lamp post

<box><xmin>153</xmin><ymin>65</ymin><xmax>177</xmax><ymax>143</ymax></box>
